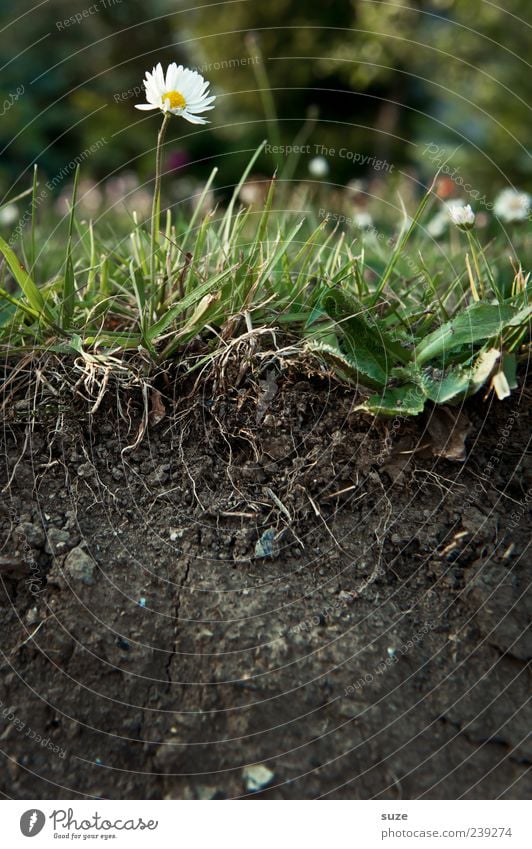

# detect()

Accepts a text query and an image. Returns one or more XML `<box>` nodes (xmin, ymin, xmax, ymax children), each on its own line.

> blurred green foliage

<box><xmin>183</xmin><ymin>0</ymin><xmax>532</xmax><ymax>187</ymax></box>
<box><xmin>0</xmin><ymin>0</ymin><xmax>530</xmax><ymax>199</ymax></box>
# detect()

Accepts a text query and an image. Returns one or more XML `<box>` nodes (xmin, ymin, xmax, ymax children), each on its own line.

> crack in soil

<box><xmin>439</xmin><ymin>716</ymin><xmax>531</xmax><ymax>766</ymax></box>
<box><xmin>164</xmin><ymin>557</ymin><xmax>192</xmax><ymax>691</ymax></box>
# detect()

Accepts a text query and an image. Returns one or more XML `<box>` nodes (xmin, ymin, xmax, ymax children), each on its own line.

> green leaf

<box><xmin>0</xmin><ymin>235</ymin><xmax>55</xmax><ymax>324</ymax></box>
<box><xmin>306</xmin><ymin>340</ymin><xmax>386</xmax><ymax>389</ymax></box>
<box><xmin>146</xmin><ymin>265</ymin><xmax>235</xmax><ymax>342</ymax></box>
<box><xmin>0</xmin><ymin>286</ymin><xmax>39</xmax><ymax>322</ymax></box>
<box><xmin>160</xmin><ymin>292</ymin><xmax>221</xmax><ymax>359</ymax></box>
<box><xmin>370</xmin><ymin>167</ymin><xmax>444</xmax><ymax>306</ymax></box>
<box><xmin>60</xmin><ymin>165</ymin><xmax>80</xmax><ymax>330</ymax></box>
<box><xmin>415</xmin><ymin>303</ymin><xmax>520</xmax><ymax>365</ymax></box>
<box><xmin>421</xmin><ymin>348</ymin><xmax>500</xmax><ymax>403</ymax></box>
<box><xmin>221</xmin><ymin>141</ymin><xmax>267</xmax><ymax>247</ymax></box>
<box><xmin>60</xmin><ymin>254</ymin><xmax>76</xmax><ymax>330</ymax></box>
<box><xmin>360</xmin><ymin>347</ymin><xmax>503</xmax><ymax>417</ymax></box>
<box><xmin>320</xmin><ymin>288</ymin><xmax>409</xmax><ymax>386</ymax></box>
<box><xmin>355</xmin><ymin>384</ymin><xmax>426</xmax><ymax>417</ymax></box>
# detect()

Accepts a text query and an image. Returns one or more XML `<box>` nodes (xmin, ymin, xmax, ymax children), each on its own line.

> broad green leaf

<box><xmin>320</xmin><ymin>288</ymin><xmax>410</xmax><ymax>386</ymax></box>
<box><xmin>416</xmin><ymin>303</ymin><xmax>518</xmax><ymax>364</ymax></box>
<box><xmin>306</xmin><ymin>340</ymin><xmax>385</xmax><ymax>389</ymax></box>
<box><xmin>356</xmin><ymin>384</ymin><xmax>426</xmax><ymax>416</ymax></box>
<box><xmin>360</xmin><ymin>348</ymin><xmax>504</xmax><ymax>417</ymax></box>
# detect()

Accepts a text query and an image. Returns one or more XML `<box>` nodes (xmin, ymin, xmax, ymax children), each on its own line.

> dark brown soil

<box><xmin>0</xmin><ymin>361</ymin><xmax>530</xmax><ymax>799</ymax></box>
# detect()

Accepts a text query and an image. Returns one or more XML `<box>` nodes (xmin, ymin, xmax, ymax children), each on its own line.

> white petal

<box><xmin>181</xmin><ymin>111</ymin><xmax>209</xmax><ymax>125</ymax></box>
<box><xmin>135</xmin><ymin>103</ymin><xmax>160</xmax><ymax>111</ymax></box>
<box><xmin>144</xmin><ymin>83</ymin><xmax>161</xmax><ymax>102</ymax></box>
<box><xmin>187</xmin><ymin>94</ymin><xmax>216</xmax><ymax>109</ymax></box>
<box><xmin>165</xmin><ymin>62</ymin><xmax>180</xmax><ymax>90</ymax></box>
<box><xmin>154</xmin><ymin>63</ymin><xmax>165</xmax><ymax>90</ymax></box>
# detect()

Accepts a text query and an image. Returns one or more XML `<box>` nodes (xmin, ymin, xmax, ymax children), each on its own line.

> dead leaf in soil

<box><xmin>427</xmin><ymin>407</ymin><xmax>472</xmax><ymax>462</ymax></box>
<box><xmin>381</xmin><ymin>436</ymin><xmax>419</xmax><ymax>481</ymax></box>
<box><xmin>256</xmin><ymin>370</ymin><xmax>278</xmax><ymax>424</ymax></box>
<box><xmin>149</xmin><ymin>388</ymin><xmax>166</xmax><ymax>426</ymax></box>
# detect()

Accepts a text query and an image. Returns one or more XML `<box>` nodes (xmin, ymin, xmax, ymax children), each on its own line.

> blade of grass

<box><xmin>181</xmin><ymin>166</ymin><xmax>218</xmax><ymax>253</ymax></box>
<box><xmin>60</xmin><ymin>165</ymin><xmax>80</xmax><ymax>329</ymax></box>
<box><xmin>221</xmin><ymin>141</ymin><xmax>267</xmax><ymax>248</ymax></box>
<box><xmin>30</xmin><ymin>164</ymin><xmax>38</xmax><ymax>276</ymax></box>
<box><xmin>146</xmin><ymin>264</ymin><xmax>236</xmax><ymax>343</ymax></box>
<box><xmin>0</xmin><ymin>235</ymin><xmax>55</xmax><ymax>324</ymax></box>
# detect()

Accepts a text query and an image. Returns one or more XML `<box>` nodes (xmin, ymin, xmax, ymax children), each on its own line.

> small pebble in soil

<box><xmin>26</xmin><ymin>607</ymin><xmax>40</xmax><ymax>625</ymax></box>
<box><xmin>242</xmin><ymin>763</ymin><xmax>275</xmax><ymax>792</ymax></box>
<box><xmin>64</xmin><ymin>546</ymin><xmax>96</xmax><ymax>585</ymax></box>
<box><xmin>14</xmin><ymin>522</ymin><xmax>45</xmax><ymax>550</ymax></box>
<box><xmin>254</xmin><ymin>528</ymin><xmax>275</xmax><ymax>558</ymax></box>
<box><xmin>45</xmin><ymin>527</ymin><xmax>73</xmax><ymax>556</ymax></box>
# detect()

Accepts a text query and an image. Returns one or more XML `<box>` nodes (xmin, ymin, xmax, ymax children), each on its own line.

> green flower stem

<box><xmin>150</xmin><ymin>112</ymin><xmax>171</xmax><ymax>285</ymax></box>
<box><xmin>466</xmin><ymin>229</ymin><xmax>484</xmax><ymax>299</ymax></box>
<box><xmin>469</xmin><ymin>229</ymin><xmax>499</xmax><ymax>299</ymax></box>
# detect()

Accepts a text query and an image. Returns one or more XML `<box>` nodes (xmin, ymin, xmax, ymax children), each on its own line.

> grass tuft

<box><xmin>0</xmin><ymin>146</ymin><xmax>530</xmax><ymax>416</ymax></box>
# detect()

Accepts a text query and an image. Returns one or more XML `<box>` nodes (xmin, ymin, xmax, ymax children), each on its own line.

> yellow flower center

<box><xmin>163</xmin><ymin>90</ymin><xmax>186</xmax><ymax>110</ymax></box>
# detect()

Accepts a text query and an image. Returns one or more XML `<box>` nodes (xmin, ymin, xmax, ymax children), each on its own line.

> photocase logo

<box><xmin>20</xmin><ymin>809</ymin><xmax>46</xmax><ymax>837</ymax></box>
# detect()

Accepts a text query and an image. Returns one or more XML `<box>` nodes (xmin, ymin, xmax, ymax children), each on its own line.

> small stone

<box><xmin>338</xmin><ymin>590</ymin><xmax>354</xmax><ymax>604</ymax></box>
<box><xmin>255</xmin><ymin>528</ymin><xmax>276</xmax><ymax>559</ymax></box>
<box><xmin>64</xmin><ymin>547</ymin><xmax>96</xmax><ymax>585</ymax></box>
<box><xmin>14</xmin><ymin>522</ymin><xmax>45</xmax><ymax>550</ymax></box>
<box><xmin>146</xmin><ymin>464</ymin><xmax>170</xmax><ymax>486</ymax></box>
<box><xmin>196</xmin><ymin>785</ymin><xmax>219</xmax><ymax>800</ymax></box>
<box><xmin>26</xmin><ymin>607</ymin><xmax>40</xmax><ymax>625</ymax></box>
<box><xmin>242</xmin><ymin>763</ymin><xmax>275</xmax><ymax>792</ymax></box>
<box><xmin>45</xmin><ymin>528</ymin><xmax>72</xmax><ymax>555</ymax></box>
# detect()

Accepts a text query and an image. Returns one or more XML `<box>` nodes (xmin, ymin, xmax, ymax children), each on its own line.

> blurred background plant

<box><xmin>1</xmin><ymin>0</ymin><xmax>531</xmax><ymax>203</ymax></box>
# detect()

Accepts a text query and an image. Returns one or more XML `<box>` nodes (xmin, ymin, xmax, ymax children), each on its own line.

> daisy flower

<box><xmin>308</xmin><ymin>156</ymin><xmax>329</xmax><ymax>178</ymax></box>
<box><xmin>448</xmin><ymin>202</ymin><xmax>475</xmax><ymax>230</ymax></box>
<box><xmin>493</xmin><ymin>187</ymin><xmax>530</xmax><ymax>223</ymax></box>
<box><xmin>426</xmin><ymin>209</ymin><xmax>448</xmax><ymax>238</ymax></box>
<box><xmin>135</xmin><ymin>63</ymin><xmax>215</xmax><ymax>124</ymax></box>
<box><xmin>353</xmin><ymin>210</ymin><xmax>373</xmax><ymax>229</ymax></box>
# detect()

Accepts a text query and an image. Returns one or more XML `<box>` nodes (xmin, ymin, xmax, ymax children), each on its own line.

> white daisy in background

<box><xmin>135</xmin><ymin>63</ymin><xmax>215</xmax><ymax>124</ymax></box>
<box><xmin>0</xmin><ymin>203</ymin><xmax>19</xmax><ymax>226</ymax></box>
<box><xmin>353</xmin><ymin>210</ymin><xmax>373</xmax><ymax>229</ymax></box>
<box><xmin>426</xmin><ymin>210</ymin><xmax>448</xmax><ymax>238</ymax></box>
<box><xmin>448</xmin><ymin>202</ymin><xmax>475</xmax><ymax>230</ymax></box>
<box><xmin>308</xmin><ymin>156</ymin><xmax>329</xmax><ymax>178</ymax></box>
<box><xmin>493</xmin><ymin>187</ymin><xmax>531</xmax><ymax>223</ymax></box>
<box><xmin>427</xmin><ymin>199</ymin><xmax>470</xmax><ymax>238</ymax></box>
